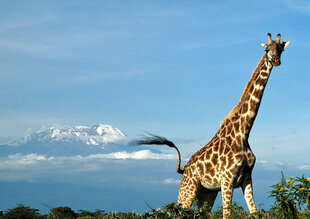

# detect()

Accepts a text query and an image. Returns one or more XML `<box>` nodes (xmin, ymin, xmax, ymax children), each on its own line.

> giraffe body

<box><xmin>178</xmin><ymin>54</ymin><xmax>273</xmax><ymax>215</ymax></box>
<box><xmin>133</xmin><ymin>33</ymin><xmax>290</xmax><ymax>218</ymax></box>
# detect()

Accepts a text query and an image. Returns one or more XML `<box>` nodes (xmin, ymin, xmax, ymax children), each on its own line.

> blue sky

<box><xmin>1</xmin><ymin>0</ymin><xmax>309</xmax><ymax>160</ymax></box>
<box><xmin>0</xmin><ymin>0</ymin><xmax>310</xmax><ymax>212</ymax></box>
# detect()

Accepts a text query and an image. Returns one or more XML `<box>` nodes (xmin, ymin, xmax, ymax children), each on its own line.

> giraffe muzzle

<box><xmin>272</xmin><ymin>59</ymin><xmax>281</xmax><ymax>66</ymax></box>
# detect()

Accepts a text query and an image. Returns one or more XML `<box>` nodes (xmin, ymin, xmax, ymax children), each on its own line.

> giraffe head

<box><xmin>260</xmin><ymin>33</ymin><xmax>290</xmax><ymax>66</ymax></box>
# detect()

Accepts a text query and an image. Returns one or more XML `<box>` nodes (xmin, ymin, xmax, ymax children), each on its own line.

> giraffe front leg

<box><xmin>221</xmin><ymin>179</ymin><xmax>234</xmax><ymax>219</ymax></box>
<box><xmin>178</xmin><ymin>175</ymin><xmax>199</xmax><ymax>208</ymax></box>
<box><xmin>242</xmin><ymin>180</ymin><xmax>257</xmax><ymax>213</ymax></box>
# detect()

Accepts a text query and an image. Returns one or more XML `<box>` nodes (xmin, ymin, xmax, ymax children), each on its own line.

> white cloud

<box><xmin>297</xmin><ymin>164</ymin><xmax>310</xmax><ymax>170</ymax></box>
<box><xmin>0</xmin><ymin>152</ymin><xmax>308</xmax><ymax>185</ymax></box>
<box><xmin>0</xmin><ymin>150</ymin><xmax>177</xmax><ymax>171</ymax></box>
<box><xmin>0</xmin><ymin>150</ymin><xmax>180</xmax><ymax>183</ymax></box>
<box><xmin>256</xmin><ymin>159</ymin><xmax>310</xmax><ymax>171</ymax></box>
<box><xmin>1</xmin><ymin>153</ymin><xmax>308</xmax><ymax>174</ymax></box>
<box><xmin>162</xmin><ymin>178</ymin><xmax>181</xmax><ymax>184</ymax></box>
<box><xmin>87</xmin><ymin>150</ymin><xmax>176</xmax><ymax>160</ymax></box>
<box><xmin>0</xmin><ymin>153</ymin><xmax>54</xmax><ymax>170</ymax></box>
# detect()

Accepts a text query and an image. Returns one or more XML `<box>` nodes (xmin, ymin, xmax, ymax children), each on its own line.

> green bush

<box><xmin>269</xmin><ymin>171</ymin><xmax>310</xmax><ymax>218</ymax></box>
<box><xmin>77</xmin><ymin>209</ymin><xmax>105</xmax><ymax>218</ymax></box>
<box><xmin>4</xmin><ymin>204</ymin><xmax>45</xmax><ymax>219</ymax></box>
<box><xmin>48</xmin><ymin>206</ymin><xmax>77</xmax><ymax>219</ymax></box>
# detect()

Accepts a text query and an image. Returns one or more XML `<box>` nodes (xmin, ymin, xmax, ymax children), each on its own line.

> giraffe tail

<box><xmin>130</xmin><ymin>134</ymin><xmax>185</xmax><ymax>174</ymax></box>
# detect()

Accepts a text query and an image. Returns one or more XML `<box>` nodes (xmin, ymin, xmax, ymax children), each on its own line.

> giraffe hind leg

<box><xmin>241</xmin><ymin>178</ymin><xmax>257</xmax><ymax>213</ymax></box>
<box><xmin>178</xmin><ymin>174</ymin><xmax>199</xmax><ymax>208</ymax></box>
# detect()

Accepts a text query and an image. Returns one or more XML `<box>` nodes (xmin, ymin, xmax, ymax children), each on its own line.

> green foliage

<box><xmin>4</xmin><ymin>204</ymin><xmax>45</xmax><ymax>219</ymax></box>
<box><xmin>77</xmin><ymin>209</ymin><xmax>105</xmax><ymax>218</ymax></box>
<box><xmin>269</xmin><ymin>171</ymin><xmax>310</xmax><ymax>219</ymax></box>
<box><xmin>211</xmin><ymin>201</ymin><xmax>248</xmax><ymax>219</ymax></box>
<box><xmin>3</xmin><ymin>172</ymin><xmax>310</xmax><ymax>219</ymax></box>
<box><xmin>0</xmin><ymin>201</ymin><xmax>303</xmax><ymax>219</ymax></box>
<box><xmin>139</xmin><ymin>202</ymin><xmax>212</xmax><ymax>219</ymax></box>
<box><xmin>48</xmin><ymin>206</ymin><xmax>77</xmax><ymax>219</ymax></box>
<box><xmin>106</xmin><ymin>211</ymin><xmax>141</xmax><ymax>218</ymax></box>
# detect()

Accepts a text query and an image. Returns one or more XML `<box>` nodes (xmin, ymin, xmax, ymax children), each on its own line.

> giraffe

<box><xmin>132</xmin><ymin>33</ymin><xmax>290</xmax><ymax>218</ymax></box>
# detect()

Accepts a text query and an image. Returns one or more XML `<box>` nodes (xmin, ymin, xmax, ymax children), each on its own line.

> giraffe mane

<box><xmin>220</xmin><ymin>53</ymin><xmax>267</xmax><ymax>126</ymax></box>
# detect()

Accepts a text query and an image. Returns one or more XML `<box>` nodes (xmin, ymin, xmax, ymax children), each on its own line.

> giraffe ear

<box><xmin>260</xmin><ymin>42</ymin><xmax>267</xmax><ymax>49</ymax></box>
<box><xmin>282</xmin><ymin>40</ymin><xmax>290</xmax><ymax>50</ymax></box>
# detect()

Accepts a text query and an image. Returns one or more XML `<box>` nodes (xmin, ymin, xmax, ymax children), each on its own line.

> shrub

<box><xmin>140</xmin><ymin>202</ymin><xmax>212</xmax><ymax>219</ymax></box>
<box><xmin>48</xmin><ymin>206</ymin><xmax>77</xmax><ymax>219</ymax></box>
<box><xmin>211</xmin><ymin>201</ymin><xmax>249</xmax><ymax>219</ymax></box>
<box><xmin>269</xmin><ymin>171</ymin><xmax>310</xmax><ymax>218</ymax></box>
<box><xmin>77</xmin><ymin>209</ymin><xmax>105</xmax><ymax>218</ymax></box>
<box><xmin>4</xmin><ymin>204</ymin><xmax>45</xmax><ymax>219</ymax></box>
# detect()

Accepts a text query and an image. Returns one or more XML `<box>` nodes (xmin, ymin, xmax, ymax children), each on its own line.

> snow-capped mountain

<box><xmin>0</xmin><ymin>124</ymin><xmax>160</xmax><ymax>156</ymax></box>
<box><xmin>25</xmin><ymin>124</ymin><xmax>126</xmax><ymax>147</ymax></box>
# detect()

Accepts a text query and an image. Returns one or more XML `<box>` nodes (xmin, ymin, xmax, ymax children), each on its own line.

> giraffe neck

<box><xmin>221</xmin><ymin>53</ymin><xmax>273</xmax><ymax>137</ymax></box>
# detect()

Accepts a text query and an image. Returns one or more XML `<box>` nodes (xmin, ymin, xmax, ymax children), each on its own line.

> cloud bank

<box><xmin>0</xmin><ymin>150</ymin><xmax>177</xmax><ymax>170</ymax></box>
<box><xmin>0</xmin><ymin>150</ymin><xmax>309</xmax><ymax>185</ymax></box>
<box><xmin>0</xmin><ymin>150</ymin><xmax>179</xmax><ymax>182</ymax></box>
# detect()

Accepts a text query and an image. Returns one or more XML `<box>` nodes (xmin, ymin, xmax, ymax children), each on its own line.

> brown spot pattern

<box><xmin>253</xmin><ymin>89</ymin><xmax>260</xmax><ymax>99</ymax></box>
<box><xmin>211</xmin><ymin>153</ymin><xmax>218</xmax><ymax>165</ymax></box>
<box><xmin>242</xmin><ymin>103</ymin><xmax>248</xmax><ymax>114</ymax></box>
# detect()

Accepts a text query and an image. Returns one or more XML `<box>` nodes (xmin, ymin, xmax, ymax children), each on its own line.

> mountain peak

<box><xmin>92</xmin><ymin>124</ymin><xmax>125</xmax><ymax>137</ymax></box>
<box><xmin>26</xmin><ymin>124</ymin><xmax>126</xmax><ymax>146</ymax></box>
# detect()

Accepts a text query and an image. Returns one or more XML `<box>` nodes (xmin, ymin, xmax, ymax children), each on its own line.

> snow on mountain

<box><xmin>25</xmin><ymin>124</ymin><xmax>126</xmax><ymax>147</ymax></box>
<box><xmin>0</xmin><ymin>124</ymin><xmax>161</xmax><ymax>156</ymax></box>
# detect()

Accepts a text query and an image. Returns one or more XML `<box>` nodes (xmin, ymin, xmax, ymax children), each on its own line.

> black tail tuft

<box><xmin>130</xmin><ymin>133</ymin><xmax>184</xmax><ymax>174</ymax></box>
<box><xmin>130</xmin><ymin>134</ymin><xmax>175</xmax><ymax>148</ymax></box>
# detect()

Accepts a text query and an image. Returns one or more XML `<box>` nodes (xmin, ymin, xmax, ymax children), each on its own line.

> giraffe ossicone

<box><xmin>132</xmin><ymin>33</ymin><xmax>290</xmax><ymax>219</ymax></box>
